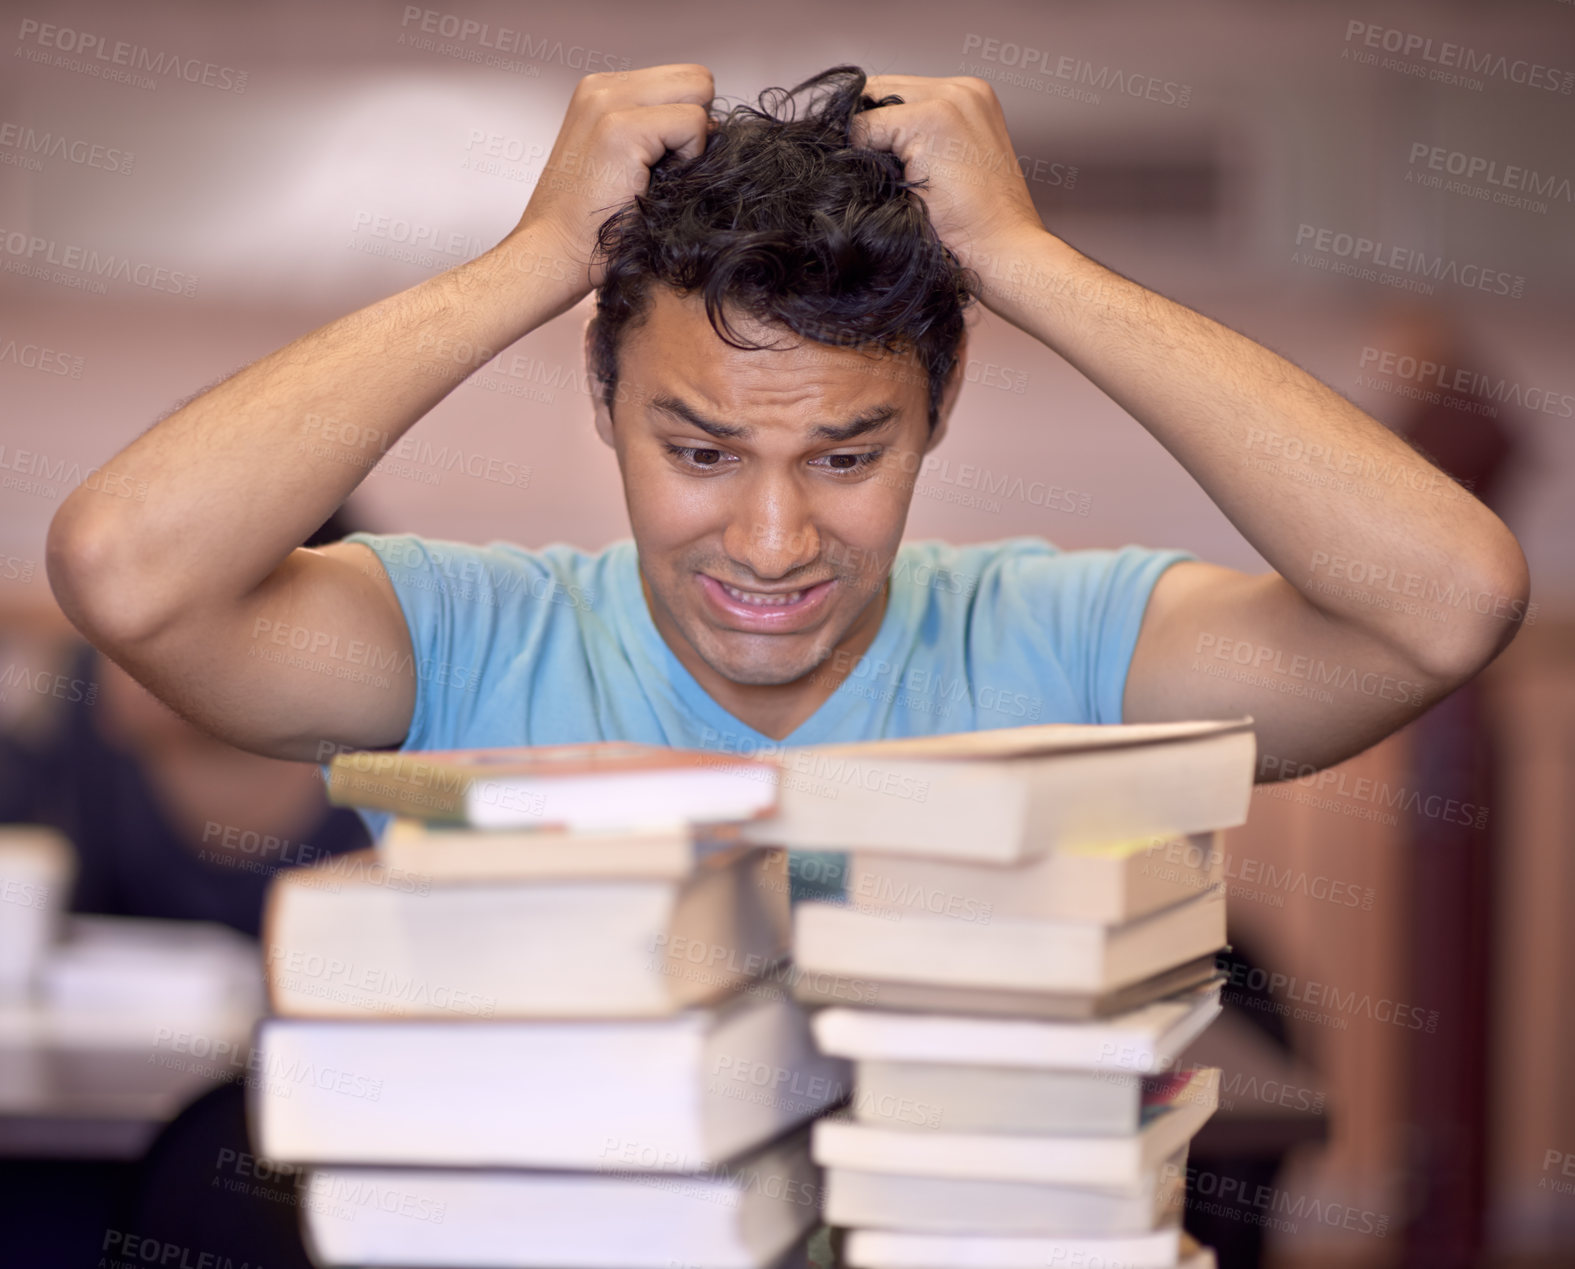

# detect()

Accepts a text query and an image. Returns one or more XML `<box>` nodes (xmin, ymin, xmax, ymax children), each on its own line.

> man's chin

<box><xmin>692</xmin><ymin>630</ymin><xmax>831</xmax><ymax>689</ymax></box>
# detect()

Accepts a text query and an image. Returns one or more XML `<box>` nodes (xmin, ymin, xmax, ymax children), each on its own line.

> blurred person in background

<box><xmin>0</xmin><ymin>508</ymin><xmax>370</xmax><ymax>1267</ymax></box>
<box><xmin>0</xmin><ymin>507</ymin><xmax>371</xmax><ymax>938</ymax></box>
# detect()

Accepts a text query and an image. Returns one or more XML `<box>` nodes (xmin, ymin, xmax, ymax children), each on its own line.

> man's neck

<box><xmin>640</xmin><ymin>570</ymin><xmax>889</xmax><ymax>743</ymax></box>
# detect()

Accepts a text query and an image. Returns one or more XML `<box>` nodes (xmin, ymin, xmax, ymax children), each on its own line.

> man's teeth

<box><xmin>722</xmin><ymin>581</ymin><xmax>805</xmax><ymax>607</ymax></box>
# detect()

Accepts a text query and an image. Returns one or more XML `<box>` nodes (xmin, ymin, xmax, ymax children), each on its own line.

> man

<box><xmin>46</xmin><ymin>65</ymin><xmax>1529</xmax><ymax>817</ymax></box>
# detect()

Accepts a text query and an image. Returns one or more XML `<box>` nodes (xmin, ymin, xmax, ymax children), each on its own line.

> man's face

<box><xmin>591</xmin><ymin>287</ymin><xmax>952</xmax><ymax>690</ymax></box>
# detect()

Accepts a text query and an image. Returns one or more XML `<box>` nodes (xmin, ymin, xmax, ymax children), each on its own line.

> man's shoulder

<box><xmin>891</xmin><ymin>535</ymin><xmax>1068</xmax><ymax>598</ymax></box>
<box><xmin>343</xmin><ymin>532</ymin><xmax>627</xmax><ymax>612</ymax></box>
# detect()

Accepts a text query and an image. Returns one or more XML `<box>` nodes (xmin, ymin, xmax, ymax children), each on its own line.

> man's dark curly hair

<box><xmin>587</xmin><ymin>66</ymin><xmax>976</xmax><ymax>432</ymax></box>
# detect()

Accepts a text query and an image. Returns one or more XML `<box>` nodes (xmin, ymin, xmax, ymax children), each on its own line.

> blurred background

<box><xmin>1</xmin><ymin>0</ymin><xmax>1571</xmax><ymax>1265</ymax></box>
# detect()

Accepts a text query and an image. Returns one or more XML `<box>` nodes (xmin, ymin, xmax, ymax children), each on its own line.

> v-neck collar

<box><xmin>610</xmin><ymin>540</ymin><xmax>913</xmax><ymax>751</ymax></box>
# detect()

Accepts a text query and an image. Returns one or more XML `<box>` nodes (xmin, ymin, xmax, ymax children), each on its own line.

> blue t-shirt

<box><xmin>339</xmin><ymin>533</ymin><xmax>1190</xmax><ymax>855</ymax></box>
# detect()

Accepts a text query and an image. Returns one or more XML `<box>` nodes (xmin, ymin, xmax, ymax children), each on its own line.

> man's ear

<box><xmin>926</xmin><ymin>329</ymin><xmax>969</xmax><ymax>453</ymax></box>
<box><xmin>584</xmin><ymin>316</ymin><xmax>616</xmax><ymax>449</ymax></box>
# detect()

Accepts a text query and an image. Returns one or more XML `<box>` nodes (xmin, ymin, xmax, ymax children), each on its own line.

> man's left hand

<box><xmin>851</xmin><ymin>74</ymin><xmax>1046</xmax><ymax>300</ymax></box>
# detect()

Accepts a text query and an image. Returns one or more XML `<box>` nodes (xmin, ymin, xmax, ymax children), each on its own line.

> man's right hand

<box><xmin>43</xmin><ymin>67</ymin><xmax>714</xmax><ymax>766</ymax></box>
<box><xmin>510</xmin><ymin>63</ymin><xmax>714</xmax><ymax>302</ymax></box>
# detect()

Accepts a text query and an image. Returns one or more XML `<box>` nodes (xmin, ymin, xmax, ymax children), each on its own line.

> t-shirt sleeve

<box><xmin>340</xmin><ymin>532</ymin><xmax>552</xmax><ymax>755</ymax></box>
<box><xmin>988</xmin><ymin>540</ymin><xmax>1195</xmax><ymax>725</ymax></box>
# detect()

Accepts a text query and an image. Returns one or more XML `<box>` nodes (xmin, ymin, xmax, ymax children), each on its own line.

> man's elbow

<box><xmin>46</xmin><ymin>497</ymin><xmax>176</xmax><ymax>650</ymax></box>
<box><xmin>1406</xmin><ymin>535</ymin><xmax>1532</xmax><ymax>690</ymax></box>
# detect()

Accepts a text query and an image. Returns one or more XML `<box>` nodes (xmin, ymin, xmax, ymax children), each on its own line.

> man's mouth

<box><xmin>720</xmin><ymin>581</ymin><xmax>806</xmax><ymax>607</ymax></box>
<box><xmin>696</xmin><ymin>573</ymin><xmax>837</xmax><ymax>630</ymax></box>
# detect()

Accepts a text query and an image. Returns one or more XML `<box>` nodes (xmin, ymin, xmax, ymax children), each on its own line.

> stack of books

<box><xmin>748</xmin><ymin>719</ymin><xmax>1258</xmax><ymax>1269</ymax></box>
<box><xmin>248</xmin><ymin>743</ymin><xmax>849</xmax><ymax>1269</ymax></box>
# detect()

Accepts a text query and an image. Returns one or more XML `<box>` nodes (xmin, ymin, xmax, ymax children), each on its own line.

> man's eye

<box><xmin>663</xmin><ymin>443</ymin><xmax>731</xmax><ymax>470</ymax></box>
<box><xmin>817</xmin><ymin>449</ymin><xmax>884</xmax><ymax>475</ymax></box>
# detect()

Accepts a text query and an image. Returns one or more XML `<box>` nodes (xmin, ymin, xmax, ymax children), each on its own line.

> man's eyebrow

<box><xmin>649</xmin><ymin>395</ymin><xmax>902</xmax><ymax>443</ymax></box>
<box><xmin>650</xmin><ymin>395</ymin><xmax>748</xmax><ymax>440</ymax></box>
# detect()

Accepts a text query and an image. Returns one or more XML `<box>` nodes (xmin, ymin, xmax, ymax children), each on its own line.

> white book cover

<box><xmin>302</xmin><ymin>1134</ymin><xmax>819</xmax><ymax>1268</ymax></box>
<box><xmin>823</xmin><ymin>1148</ymin><xmax>1188</xmax><ymax>1236</ymax></box>
<box><xmin>794</xmin><ymin>886</ymin><xmax>1226</xmax><ymax>995</ymax></box>
<box><xmin>252</xmin><ymin>989</ymin><xmax>849</xmax><ymax>1169</ymax></box>
<box><xmin>845</xmin><ymin>1226</ymin><xmax>1180</xmax><ymax>1268</ymax></box>
<box><xmin>811</xmin><ymin>1069</ymin><xmax>1218</xmax><ymax>1188</ymax></box>
<box><xmin>812</xmin><ymin>984</ymin><xmax>1221</xmax><ymax>1072</ymax></box>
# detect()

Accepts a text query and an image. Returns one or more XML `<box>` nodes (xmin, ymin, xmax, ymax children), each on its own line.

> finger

<box><xmin>862</xmin><ymin>74</ymin><xmax>954</xmax><ymax>104</ymax></box>
<box><xmin>588</xmin><ymin>63</ymin><xmax>715</xmax><ymax>109</ymax></box>
<box><xmin>847</xmin><ymin>101</ymin><xmax>934</xmax><ymax>160</ymax></box>
<box><xmin>617</xmin><ymin>102</ymin><xmax>712</xmax><ymax>165</ymax></box>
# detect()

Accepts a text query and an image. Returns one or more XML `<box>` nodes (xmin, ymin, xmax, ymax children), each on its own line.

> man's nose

<box><xmin>723</xmin><ymin>472</ymin><xmax>821</xmax><ymax>581</ymax></box>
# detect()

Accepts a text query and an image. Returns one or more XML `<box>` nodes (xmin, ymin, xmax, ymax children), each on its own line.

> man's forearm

<box><xmin>48</xmin><ymin>226</ymin><xmax>582</xmax><ymax>644</ymax></box>
<box><xmin>984</xmin><ymin>227</ymin><xmax>1529</xmax><ymax>676</ymax></box>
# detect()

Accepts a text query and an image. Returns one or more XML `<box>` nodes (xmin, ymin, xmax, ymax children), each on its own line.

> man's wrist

<box><xmin>473</xmin><ymin>222</ymin><xmax>594</xmax><ymax>328</ymax></box>
<box><xmin>972</xmin><ymin>229</ymin><xmax>1146</xmax><ymax>347</ymax></box>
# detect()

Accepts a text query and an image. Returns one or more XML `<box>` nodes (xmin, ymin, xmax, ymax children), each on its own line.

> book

<box><xmin>251</xmin><ymin>989</ymin><xmax>850</xmax><ymax>1169</ymax></box>
<box><xmin>811</xmin><ymin>1068</ymin><xmax>1219</xmax><ymax>1187</ymax></box>
<box><xmin>0</xmin><ymin>824</ymin><xmax>74</xmax><ymax>993</ymax></box>
<box><xmin>327</xmin><ymin>741</ymin><xmax>779</xmax><ymax>830</ymax></box>
<box><xmin>738</xmin><ymin>720</ymin><xmax>1255</xmax><ymax>862</ymax></box>
<box><xmin>263</xmin><ymin>846</ymin><xmax>788</xmax><ymax>1018</ymax></box>
<box><xmin>377</xmin><ymin>816</ymin><xmax>746</xmax><ymax>880</ymax></box>
<box><xmin>40</xmin><ymin>915</ymin><xmax>264</xmax><ymax>1018</ymax></box>
<box><xmin>846</xmin><ymin>832</ymin><xmax>1223</xmax><ymax>926</ymax></box>
<box><xmin>811</xmin><ymin>985</ymin><xmax>1221</xmax><ymax>1072</ymax></box>
<box><xmin>852</xmin><ymin>1062</ymin><xmax>1210</xmax><ymax>1137</ymax></box>
<box><xmin>823</xmin><ymin>1149</ymin><xmax>1188</xmax><ymax>1235</ymax></box>
<box><xmin>794</xmin><ymin>885</ymin><xmax>1226</xmax><ymax>996</ymax></box>
<box><xmin>843</xmin><ymin>1226</ymin><xmax>1181</xmax><ymax>1268</ymax></box>
<box><xmin>791</xmin><ymin>956</ymin><xmax>1222</xmax><ymax>1021</ymax></box>
<box><xmin>300</xmin><ymin>1133</ymin><xmax>820</xmax><ymax>1268</ymax></box>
